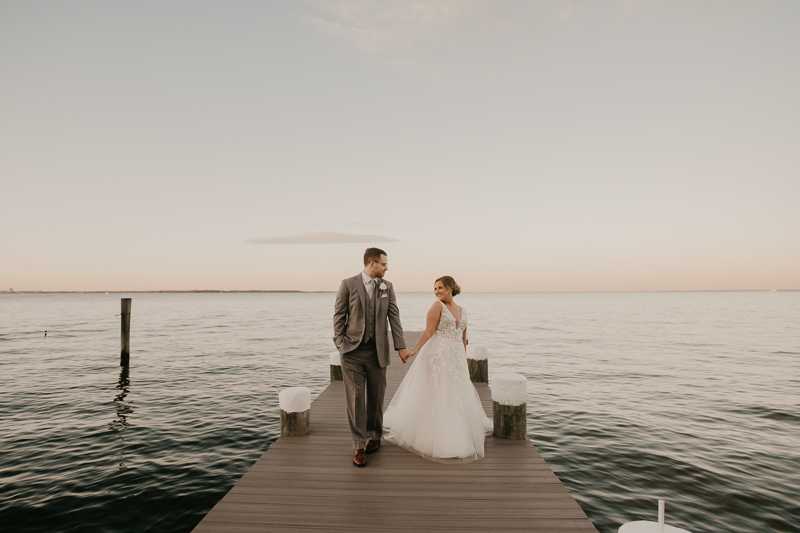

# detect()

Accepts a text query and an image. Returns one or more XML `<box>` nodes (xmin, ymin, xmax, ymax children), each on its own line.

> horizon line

<box><xmin>2</xmin><ymin>289</ymin><xmax>797</xmax><ymax>294</ymax></box>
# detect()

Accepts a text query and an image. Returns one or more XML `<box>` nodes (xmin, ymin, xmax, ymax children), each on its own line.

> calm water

<box><xmin>1</xmin><ymin>292</ymin><xmax>798</xmax><ymax>532</ymax></box>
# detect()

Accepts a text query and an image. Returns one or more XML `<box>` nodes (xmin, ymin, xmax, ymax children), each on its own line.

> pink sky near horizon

<box><xmin>2</xmin><ymin>1</ymin><xmax>798</xmax><ymax>293</ymax></box>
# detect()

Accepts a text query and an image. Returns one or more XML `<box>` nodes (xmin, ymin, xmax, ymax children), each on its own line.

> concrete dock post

<box><xmin>279</xmin><ymin>387</ymin><xmax>311</xmax><ymax>436</ymax></box>
<box><xmin>491</xmin><ymin>373</ymin><xmax>528</xmax><ymax>440</ymax></box>
<box><xmin>329</xmin><ymin>351</ymin><xmax>343</xmax><ymax>382</ymax></box>
<box><xmin>466</xmin><ymin>344</ymin><xmax>489</xmax><ymax>382</ymax></box>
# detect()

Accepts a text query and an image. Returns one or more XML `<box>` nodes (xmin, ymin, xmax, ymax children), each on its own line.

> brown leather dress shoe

<box><xmin>365</xmin><ymin>439</ymin><xmax>381</xmax><ymax>454</ymax></box>
<box><xmin>353</xmin><ymin>449</ymin><xmax>366</xmax><ymax>467</ymax></box>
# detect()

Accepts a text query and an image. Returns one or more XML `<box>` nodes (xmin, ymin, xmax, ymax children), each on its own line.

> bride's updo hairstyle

<box><xmin>436</xmin><ymin>276</ymin><xmax>461</xmax><ymax>297</ymax></box>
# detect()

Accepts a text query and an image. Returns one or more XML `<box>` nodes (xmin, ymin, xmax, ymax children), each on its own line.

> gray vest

<box><xmin>363</xmin><ymin>281</ymin><xmax>377</xmax><ymax>343</ymax></box>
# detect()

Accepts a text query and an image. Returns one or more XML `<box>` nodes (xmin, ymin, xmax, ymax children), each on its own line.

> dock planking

<box><xmin>192</xmin><ymin>332</ymin><xmax>598</xmax><ymax>532</ymax></box>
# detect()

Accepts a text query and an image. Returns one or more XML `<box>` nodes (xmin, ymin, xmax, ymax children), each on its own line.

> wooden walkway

<box><xmin>193</xmin><ymin>332</ymin><xmax>598</xmax><ymax>532</ymax></box>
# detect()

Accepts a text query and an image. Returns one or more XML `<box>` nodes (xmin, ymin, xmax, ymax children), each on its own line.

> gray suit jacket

<box><xmin>333</xmin><ymin>273</ymin><xmax>406</xmax><ymax>367</ymax></box>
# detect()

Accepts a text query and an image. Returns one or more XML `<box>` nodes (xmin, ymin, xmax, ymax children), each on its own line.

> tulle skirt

<box><xmin>383</xmin><ymin>333</ymin><xmax>493</xmax><ymax>463</ymax></box>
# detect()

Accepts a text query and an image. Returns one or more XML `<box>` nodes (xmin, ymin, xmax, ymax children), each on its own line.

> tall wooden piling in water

<box><xmin>120</xmin><ymin>298</ymin><xmax>131</xmax><ymax>366</ymax></box>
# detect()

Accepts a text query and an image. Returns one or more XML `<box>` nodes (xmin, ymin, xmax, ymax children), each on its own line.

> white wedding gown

<box><xmin>383</xmin><ymin>301</ymin><xmax>493</xmax><ymax>463</ymax></box>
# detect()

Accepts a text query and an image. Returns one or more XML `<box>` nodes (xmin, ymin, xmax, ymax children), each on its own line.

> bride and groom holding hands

<box><xmin>333</xmin><ymin>247</ymin><xmax>492</xmax><ymax>467</ymax></box>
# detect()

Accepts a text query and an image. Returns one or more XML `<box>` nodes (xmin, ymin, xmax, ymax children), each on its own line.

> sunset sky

<box><xmin>2</xmin><ymin>1</ymin><xmax>798</xmax><ymax>292</ymax></box>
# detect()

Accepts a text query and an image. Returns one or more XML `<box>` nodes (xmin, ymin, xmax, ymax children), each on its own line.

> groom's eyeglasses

<box><xmin>372</xmin><ymin>261</ymin><xmax>388</xmax><ymax>268</ymax></box>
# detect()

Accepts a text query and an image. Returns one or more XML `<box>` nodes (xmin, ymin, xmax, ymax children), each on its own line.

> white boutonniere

<box><xmin>379</xmin><ymin>282</ymin><xmax>387</xmax><ymax>291</ymax></box>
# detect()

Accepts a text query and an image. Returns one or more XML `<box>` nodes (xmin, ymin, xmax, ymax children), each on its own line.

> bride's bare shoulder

<box><xmin>427</xmin><ymin>301</ymin><xmax>444</xmax><ymax>314</ymax></box>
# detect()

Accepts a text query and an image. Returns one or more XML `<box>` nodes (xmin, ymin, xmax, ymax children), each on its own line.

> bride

<box><xmin>383</xmin><ymin>276</ymin><xmax>492</xmax><ymax>463</ymax></box>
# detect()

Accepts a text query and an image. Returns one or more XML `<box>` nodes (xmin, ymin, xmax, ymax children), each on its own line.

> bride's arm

<box><xmin>462</xmin><ymin>327</ymin><xmax>467</xmax><ymax>351</ymax></box>
<box><xmin>407</xmin><ymin>302</ymin><xmax>442</xmax><ymax>357</ymax></box>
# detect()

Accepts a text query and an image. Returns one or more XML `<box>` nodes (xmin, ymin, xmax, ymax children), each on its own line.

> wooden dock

<box><xmin>192</xmin><ymin>332</ymin><xmax>598</xmax><ymax>532</ymax></box>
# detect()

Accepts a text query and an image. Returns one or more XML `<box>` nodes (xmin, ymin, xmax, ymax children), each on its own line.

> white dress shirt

<box><xmin>361</xmin><ymin>271</ymin><xmax>378</xmax><ymax>298</ymax></box>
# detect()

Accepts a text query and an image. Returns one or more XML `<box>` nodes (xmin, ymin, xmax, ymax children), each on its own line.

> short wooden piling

<box><xmin>492</xmin><ymin>373</ymin><xmax>528</xmax><ymax>440</ymax></box>
<box><xmin>280</xmin><ymin>410</ymin><xmax>310</xmax><ymax>437</ymax></box>
<box><xmin>120</xmin><ymin>298</ymin><xmax>131</xmax><ymax>366</ymax></box>
<box><xmin>279</xmin><ymin>387</ymin><xmax>311</xmax><ymax>437</ymax></box>
<box><xmin>330</xmin><ymin>351</ymin><xmax>343</xmax><ymax>382</ymax></box>
<box><xmin>466</xmin><ymin>344</ymin><xmax>489</xmax><ymax>382</ymax></box>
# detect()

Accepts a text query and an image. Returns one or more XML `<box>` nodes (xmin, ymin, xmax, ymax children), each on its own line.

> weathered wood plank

<box><xmin>200</xmin><ymin>515</ymin><xmax>598</xmax><ymax>531</ymax></box>
<box><xmin>206</xmin><ymin>503</ymin><xmax>591</xmax><ymax>519</ymax></box>
<box><xmin>196</xmin><ymin>525</ymin><xmax>598</xmax><ymax>533</ymax></box>
<box><xmin>221</xmin><ymin>493</ymin><xmax>584</xmax><ymax>508</ymax></box>
<box><xmin>246</xmin><ymin>464</ymin><xmax>556</xmax><ymax>474</ymax></box>
<box><xmin>192</xmin><ymin>331</ymin><xmax>597</xmax><ymax>532</ymax></box>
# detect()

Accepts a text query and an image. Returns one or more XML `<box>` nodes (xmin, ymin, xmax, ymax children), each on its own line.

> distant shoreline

<box><xmin>1</xmin><ymin>290</ymin><xmax>331</xmax><ymax>294</ymax></box>
<box><xmin>2</xmin><ymin>289</ymin><xmax>797</xmax><ymax>294</ymax></box>
<box><xmin>0</xmin><ymin>289</ymin><xmax>336</xmax><ymax>294</ymax></box>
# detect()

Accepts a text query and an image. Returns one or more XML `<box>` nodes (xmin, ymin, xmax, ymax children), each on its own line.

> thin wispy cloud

<box><xmin>245</xmin><ymin>232</ymin><xmax>399</xmax><ymax>245</ymax></box>
<box><xmin>313</xmin><ymin>220</ymin><xmax>385</xmax><ymax>229</ymax></box>
<box><xmin>305</xmin><ymin>0</ymin><xmax>489</xmax><ymax>53</ymax></box>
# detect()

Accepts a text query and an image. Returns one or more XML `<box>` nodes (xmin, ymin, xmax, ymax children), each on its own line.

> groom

<box><xmin>333</xmin><ymin>247</ymin><xmax>409</xmax><ymax>467</ymax></box>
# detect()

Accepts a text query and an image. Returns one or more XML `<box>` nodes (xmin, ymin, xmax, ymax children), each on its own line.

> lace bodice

<box><xmin>436</xmin><ymin>301</ymin><xmax>467</xmax><ymax>341</ymax></box>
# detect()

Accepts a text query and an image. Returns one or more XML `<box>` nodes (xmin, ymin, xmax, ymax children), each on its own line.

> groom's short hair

<box><xmin>364</xmin><ymin>247</ymin><xmax>387</xmax><ymax>266</ymax></box>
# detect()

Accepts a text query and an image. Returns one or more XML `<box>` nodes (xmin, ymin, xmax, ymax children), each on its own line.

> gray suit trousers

<box><xmin>341</xmin><ymin>340</ymin><xmax>387</xmax><ymax>449</ymax></box>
